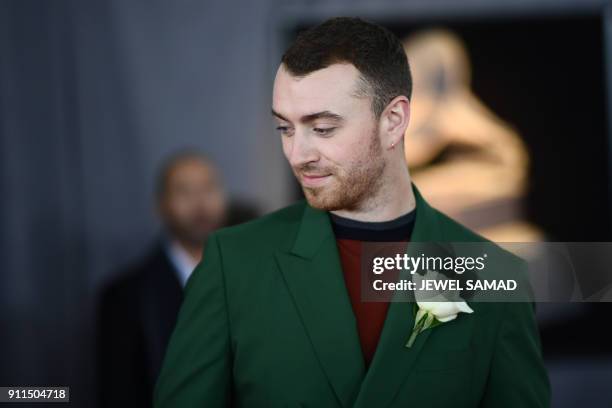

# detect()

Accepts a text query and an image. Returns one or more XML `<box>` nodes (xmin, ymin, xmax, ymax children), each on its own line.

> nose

<box><xmin>285</xmin><ymin>130</ymin><xmax>319</xmax><ymax>168</ymax></box>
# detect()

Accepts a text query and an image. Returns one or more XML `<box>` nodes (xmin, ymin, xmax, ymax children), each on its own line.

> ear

<box><xmin>379</xmin><ymin>95</ymin><xmax>410</xmax><ymax>151</ymax></box>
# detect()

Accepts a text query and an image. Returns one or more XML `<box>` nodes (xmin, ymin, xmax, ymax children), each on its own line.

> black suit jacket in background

<box><xmin>96</xmin><ymin>201</ymin><xmax>260</xmax><ymax>407</ymax></box>
<box><xmin>96</xmin><ymin>243</ymin><xmax>183</xmax><ymax>408</ymax></box>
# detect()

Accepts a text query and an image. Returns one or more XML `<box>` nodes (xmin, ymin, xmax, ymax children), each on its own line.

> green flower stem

<box><xmin>406</xmin><ymin>310</ymin><xmax>428</xmax><ymax>348</ymax></box>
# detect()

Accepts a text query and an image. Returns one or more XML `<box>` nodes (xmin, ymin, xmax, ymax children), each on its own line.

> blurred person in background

<box><xmin>96</xmin><ymin>151</ymin><xmax>230</xmax><ymax>408</ymax></box>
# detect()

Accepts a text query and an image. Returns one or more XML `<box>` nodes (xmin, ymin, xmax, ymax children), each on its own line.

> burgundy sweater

<box><xmin>330</xmin><ymin>210</ymin><xmax>416</xmax><ymax>367</ymax></box>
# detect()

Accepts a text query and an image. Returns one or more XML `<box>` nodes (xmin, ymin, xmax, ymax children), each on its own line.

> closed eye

<box><xmin>276</xmin><ymin>126</ymin><xmax>294</xmax><ymax>137</ymax></box>
<box><xmin>313</xmin><ymin>127</ymin><xmax>335</xmax><ymax>136</ymax></box>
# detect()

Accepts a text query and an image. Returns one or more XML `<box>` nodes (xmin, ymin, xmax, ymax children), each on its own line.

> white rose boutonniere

<box><xmin>405</xmin><ymin>270</ymin><xmax>474</xmax><ymax>348</ymax></box>
<box><xmin>405</xmin><ymin>298</ymin><xmax>473</xmax><ymax>348</ymax></box>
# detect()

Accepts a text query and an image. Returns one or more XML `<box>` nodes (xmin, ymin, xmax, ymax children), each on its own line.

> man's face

<box><xmin>159</xmin><ymin>158</ymin><xmax>226</xmax><ymax>246</ymax></box>
<box><xmin>272</xmin><ymin>63</ymin><xmax>386</xmax><ymax>211</ymax></box>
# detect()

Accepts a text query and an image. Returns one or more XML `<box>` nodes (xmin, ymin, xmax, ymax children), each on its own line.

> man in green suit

<box><xmin>154</xmin><ymin>17</ymin><xmax>550</xmax><ymax>407</ymax></box>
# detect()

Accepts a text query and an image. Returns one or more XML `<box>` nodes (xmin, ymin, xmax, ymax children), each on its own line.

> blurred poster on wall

<box><xmin>403</xmin><ymin>29</ymin><xmax>542</xmax><ymax>242</ymax></box>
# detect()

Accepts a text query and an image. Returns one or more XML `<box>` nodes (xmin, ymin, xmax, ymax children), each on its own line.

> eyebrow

<box><xmin>271</xmin><ymin>109</ymin><xmax>344</xmax><ymax>124</ymax></box>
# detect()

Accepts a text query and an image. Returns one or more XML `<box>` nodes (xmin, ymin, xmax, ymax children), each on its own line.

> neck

<box><xmin>330</xmin><ymin>161</ymin><xmax>416</xmax><ymax>222</ymax></box>
<box><xmin>174</xmin><ymin>238</ymin><xmax>203</xmax><ymax>263</ymax></box>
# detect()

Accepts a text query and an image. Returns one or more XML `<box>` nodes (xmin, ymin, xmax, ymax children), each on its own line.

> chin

<box><xmin>303</xmin><ymin>190</ymin><xmax>345</xmax><ymax>211</ymax></box>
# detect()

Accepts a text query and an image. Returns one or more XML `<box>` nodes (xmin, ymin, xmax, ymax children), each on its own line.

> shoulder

<box><xmin>101</xmin><ymin>263</ymin><xmax>147</xmax><ymax>303</ymax></box>
<box><xmin>100</xmin><ymin>244</ymin><xmax>172</xmax><ymax>304</ymax></box>
<box><xmin>188</xmin><ymin>201</ymin><xmax>308</xmax><ymax>296</ymax></box>
<box><xmin>212</xmin><ymin>200</ymin><xmax>307</xmax><ymax>254</ymax></box>
<box><xmin>432</xmin><ymin>207</ymin><xmax>488</xmax><ymax>243</ymax></box>
<box><xmin>97</xmin><ymin>265</ymin><xmax>146</xmax><ymax>323</ymax></box>
<box><xmin>429</xmin><ymin>208</ymin><xmax>530</xmax><ymax>317</ymax></box>
<box><xmin>432</xmin><ymin>207</ymin><xmax>526</xmax><ymax>268</ymax></box>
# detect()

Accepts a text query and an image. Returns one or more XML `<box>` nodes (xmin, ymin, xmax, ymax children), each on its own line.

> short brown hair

<box><xmin>281</xmin><ymin>17</ymin><xmax>412</xmax><ymax>119</ymax></box>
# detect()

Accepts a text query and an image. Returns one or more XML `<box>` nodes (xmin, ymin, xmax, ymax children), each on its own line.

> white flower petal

<box><xmin>436</xmin><ymin>314</ymin><xmax>457</xmax><ymax>323</ymax></box>
<box><xmin>417</xmin><ymin>300</ymin><xmax>473</xmax><ymax>322</ymax></box>
<box><xmin>417</xmin><ymin>301</ymin><xmax>453</xmax><ymax>319</ymax></box>
<box><xmin>456</xmin><ymin>301</ymin><xmax>474</xmax><ymax>314</ymax></box>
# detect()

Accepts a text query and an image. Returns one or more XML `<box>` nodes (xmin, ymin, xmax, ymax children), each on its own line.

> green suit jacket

<box><xmin>154</xmin><ymin>185</ymin><xmax>550</xmax><ymax>407</ymax></box>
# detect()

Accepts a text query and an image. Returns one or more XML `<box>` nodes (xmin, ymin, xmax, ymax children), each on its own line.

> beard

<box><xmin>168</xmin><ymin>214</ymin><xmax>221</xmax><ymax>249</ymax></box>
<box><xmin>294</xmin><ymin>129</ymin><xmax>386</xmax><ymax>211</ymax></box>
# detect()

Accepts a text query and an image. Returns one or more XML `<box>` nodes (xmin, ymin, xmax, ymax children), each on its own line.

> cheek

<box><xmin>204</xmin><ymin>191</ymin><xmax>226</xmax><ymax>214</ymax></box>
<box><xmin>173</xmin><ymin>199</ymin><xmax>194</xmax><ymax>217</ymax></box>
<box><xmin>327</xmin><ymin>133</ymin><xmax>371</xmax><ymax>166</ymax></box>
<box><xmin>163</xmin><ymin>200</ymin><xmax>185</xmax><ymax>221</ymax></box>
<box><xmin>323</xmin><ymin>147</ymin><xmax>348</xmax><ymax>168</ymax></box>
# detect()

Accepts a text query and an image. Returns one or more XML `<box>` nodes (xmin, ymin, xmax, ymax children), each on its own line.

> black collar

<box><xmin>329</xmin><ymin>208</ymin><xmax>416</xmax><ymax>242</ymax></box>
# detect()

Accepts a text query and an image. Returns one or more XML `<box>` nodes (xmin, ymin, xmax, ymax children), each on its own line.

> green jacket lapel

<box><xmin>275</xmin><ymin>203</ymin><xmax>365</xmax><ymax>408</ymax></box>
<box><xmin>353</xmin><ymin>184</ymin><xmax>447</xmax><ymax>408</ymax></box>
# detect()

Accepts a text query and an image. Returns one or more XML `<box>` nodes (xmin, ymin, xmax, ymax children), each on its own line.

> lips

<box><xmin>300</xmin><ymin>173</ymin><xmax>332</xmax><ymax>187</ymax></box>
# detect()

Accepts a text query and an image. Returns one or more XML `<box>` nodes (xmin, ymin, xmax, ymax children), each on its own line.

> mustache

<box><xmin>294</xmin><ymin>164</ymin><xmax>335</xmax><ymax>175</ymax></box>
